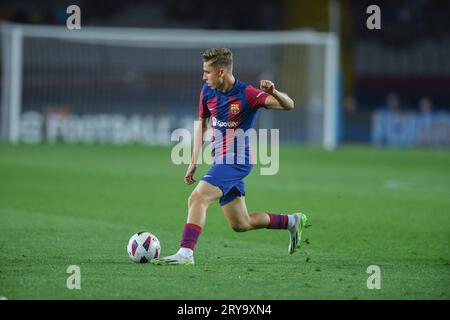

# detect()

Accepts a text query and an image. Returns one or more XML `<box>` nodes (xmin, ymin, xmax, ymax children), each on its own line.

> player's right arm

<box><xmin>184</xmin><ymin>86</ymin><xmax>211</xmax><ymax>185</ymax></box>
<box><xmin>184</xmin><ymin>117</ymin><xmax>209</xmax><ymax>185</ymax></box>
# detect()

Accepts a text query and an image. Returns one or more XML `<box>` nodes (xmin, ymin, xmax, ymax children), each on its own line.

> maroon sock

<box><xmin>267</xmin><ymin>213</ymin><xmax>289</xmax><ymax>229</ymax></box>
<box><xmin>180</xmin><ymin>223</ymin><xmax>202</xmax><ymax>250</ymax></box>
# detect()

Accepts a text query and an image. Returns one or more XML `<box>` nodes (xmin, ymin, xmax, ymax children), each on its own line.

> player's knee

<box><xmin>188</xmin><ymin>191</ymin><xmax>199</xmax><ymax>207</ymax></box>
<box><xmin>188</xmin><ymin>190</ymin><xmax>210</xmax><ymax>208</ymax></box>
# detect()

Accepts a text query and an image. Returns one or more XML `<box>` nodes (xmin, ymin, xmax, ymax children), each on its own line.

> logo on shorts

<box><xmin>230</xmin><ymin>103</ymin><xmax>241</xmax><ymax>115</ymax></box>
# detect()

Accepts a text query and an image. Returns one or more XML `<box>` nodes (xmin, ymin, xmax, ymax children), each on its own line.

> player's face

<box><xmin>203</xmin><ymin>62</ymin><xmax>224</xmax><ymax>89</ymax></box>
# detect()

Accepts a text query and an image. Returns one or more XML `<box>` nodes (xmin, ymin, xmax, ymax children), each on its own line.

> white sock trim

<box><xmin>178</xmin><ymin>247</ymin><xmax>194</xmax><ymax>258</ymax></box>
<box><xmin>287</xmin><ymin>215</ymin><xmax>296</xmax><ymax>229</ymax></box>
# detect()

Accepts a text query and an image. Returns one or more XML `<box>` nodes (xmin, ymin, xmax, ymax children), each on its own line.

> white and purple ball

<box><xmin>127</xmin><ymin>231</ymin><xmax>161</xmax><ymax>263</ymax></box>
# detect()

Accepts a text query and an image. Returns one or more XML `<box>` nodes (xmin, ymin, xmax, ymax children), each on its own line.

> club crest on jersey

<box><xmin>230</xmin><ymin>103</ymin><xmax>241</xmax><ymax>115</ymax></box>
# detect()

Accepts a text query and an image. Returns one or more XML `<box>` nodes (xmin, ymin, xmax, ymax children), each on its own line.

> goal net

<box><xmin>1</xmin><ymin>23</ymin><xmax>339</xmax><ymax>149</ymax></box>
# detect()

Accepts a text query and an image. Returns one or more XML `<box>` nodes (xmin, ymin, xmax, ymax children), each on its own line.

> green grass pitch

<box><xmin>0</xmin><ymin>143</ymin><xmax>449</xmax><ymax>299</ymax></box>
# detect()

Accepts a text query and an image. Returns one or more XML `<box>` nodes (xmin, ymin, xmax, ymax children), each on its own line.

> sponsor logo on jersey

<box><xmin>211</xmin><ymin>117</ymin><xmax>238</xmax><ymax>128</ymax></box>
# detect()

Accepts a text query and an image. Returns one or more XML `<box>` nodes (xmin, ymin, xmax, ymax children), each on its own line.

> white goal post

<box><xmin>1</xmin><ymin>22</ymin><xmax>339</xmax><ymax>149</ymax></box>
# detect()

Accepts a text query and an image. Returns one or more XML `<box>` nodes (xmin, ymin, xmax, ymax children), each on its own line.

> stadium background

<box><xmin>0</xmin><ymin>0</ymin><xmax>449</xmax><ymax>300</ymax></box>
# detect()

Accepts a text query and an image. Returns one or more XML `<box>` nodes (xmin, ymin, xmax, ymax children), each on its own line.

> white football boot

<box><xmin>151</xmin><ymin>251</ymin><xmax>194</xmax><ymax>266</ymax></box>
<box><xmin>288</xmin><ymin>213</ymin><xmax>308</xmax><ymax>254</ymax></box>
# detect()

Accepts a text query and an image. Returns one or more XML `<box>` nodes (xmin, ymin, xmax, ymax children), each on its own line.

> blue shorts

<box><xmin>201</xmin><ymin>163</ymin><xmax>253</xmax><ymax>206</ymax></box>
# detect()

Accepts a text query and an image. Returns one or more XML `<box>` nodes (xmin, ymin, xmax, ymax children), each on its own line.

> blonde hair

<box><xmin>202</xmin><ymin>48</ymin><xmax>233</xmax><ymax>70</ymax></box>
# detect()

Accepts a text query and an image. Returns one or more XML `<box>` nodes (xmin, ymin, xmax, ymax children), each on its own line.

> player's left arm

<box><xmin>260</xmin><ymin>80</ymin><xmax>294</xmax><ymax>111</ymax></box>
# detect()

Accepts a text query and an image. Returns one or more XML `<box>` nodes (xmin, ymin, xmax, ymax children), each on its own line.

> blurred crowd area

<box><xmin>0</xmin><ymin>0</ymin><xmax>280</xmax><ymax>30</ymax></box>
<box><xmin>2</xmin><ymin>0</ymin><xmax>449</xmax><ymax>35</ymax></box>
<box><xmin>352</xmin><ymin>0</ymin><xmax>450</xmax><ymax>44</ymax></box>
<box><xmin>1</xmin><ymin>0</ymin><xmax>449</xmax><ymax>145</ymax></box>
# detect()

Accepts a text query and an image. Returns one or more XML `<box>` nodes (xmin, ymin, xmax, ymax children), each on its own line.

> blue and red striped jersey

<box><xmin>198</xmin><ymin>79</ymin><xmax>270</xmax><ymax>164</ymax></box>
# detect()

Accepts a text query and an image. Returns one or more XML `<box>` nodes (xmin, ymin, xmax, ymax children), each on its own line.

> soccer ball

<box><xmin>127</xmin><ymin>231</ymin><xmax>161</xmax><ymax>263</ymax></box>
